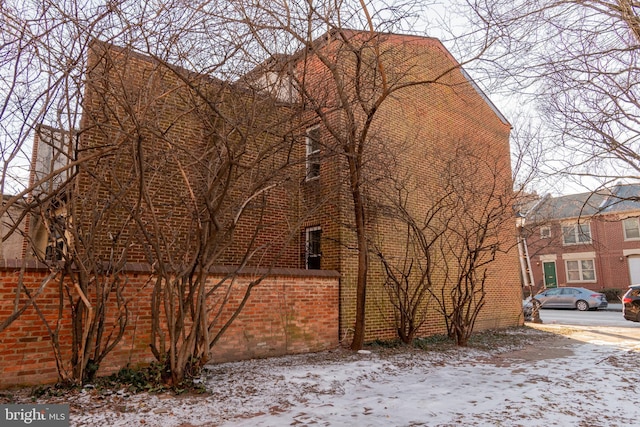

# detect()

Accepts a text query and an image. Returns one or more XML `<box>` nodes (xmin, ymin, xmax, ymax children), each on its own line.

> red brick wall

<box><xmin>0</xmin><ymin>262</ymin><xmax>338</xmax><ymax>388</ymax></box>
<box><xmin>297</xmin><ymin>32</ymin><xmax>523</xmax><ymax>341</ymax></box>
<box><xmin>78</xmin><ymin>41</ymin><xmax>302</xmax><ymax>269</ymax></box>
<box><xmin>528</xmin><ymin>214</ymin><xmax>640</xmax><ymax>291</ymax></box>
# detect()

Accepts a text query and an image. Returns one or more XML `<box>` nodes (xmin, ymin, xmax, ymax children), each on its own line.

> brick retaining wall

<box><xmin>0</xmin><ymin>261</ymin><xmax>339</xmax><ymax>388</ymax></box>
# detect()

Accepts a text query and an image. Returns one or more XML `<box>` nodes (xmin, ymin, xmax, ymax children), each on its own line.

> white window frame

<box><xmin>564</xmin><ymin>258</ymin><xmax>596</xmax><ymax>283</ymax></box>
<box><xmin>305</xmin><ymin>126</ymin><xmax>321</xmax><ymax>181</ymax></box>
<box><xmin>561</xmin><ymin>222</ymin><xmax>591</xmax><ymax>245</ymax></box>
<box><xmin>540</xmin><ymin>226</ymin><xmax>551</xmax><ymax>239</ymax></box>
<box><xmin>305</xmin><ymin>226</ymin><xmax>322</xmax><ymax>269</ymax></box>
<box><xmin>623</xmin><ymin>217</ymin><xmax>640</xmax><ymax>241</ymax></box>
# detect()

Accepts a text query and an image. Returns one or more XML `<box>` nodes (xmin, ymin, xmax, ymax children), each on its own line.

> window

<box><xmin>306</xmin><ymin>126</ymin><xmax>321</xmax><ymax>180</ymax></box>
<box><xmin>540</xmin><ymin>226</ymin><xmax>551</xmax><ymax>239</ymax></box>
<box><xmin>623</xmin><ymin>218</ymin><xmax>640</xmax><ymax>240</ymax></box>
<box><xmin>562</xmin><ymin>223</ymin><xmax>591</xmax><ymax>245</ymax></box>
<box><xmin>565</xmin><ymin>259</ymin><xmax>596</xmax><ymax>282</ymax></box>
<box><xmin>45</xmin><ymin>215</ymin><xmax>66</xmax><ymax>261</ymax></box>
<box><xmin>45</xmin><ymin>240</ymin><xmax>65</xmax><ymax>261</ymax></box>
<box><xmin>305</xmin><ymin>226</ymin><xmax>322</xmax><ymax>269</ymax></box>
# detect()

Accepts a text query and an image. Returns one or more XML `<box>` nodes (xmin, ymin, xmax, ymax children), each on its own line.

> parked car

<box><xmin>522</xmin><ymin>300</ymin><xmax>542</xmax><ymax>322</ymax></box>
<box><xmin>532</xmin><ymin>287</ymin><xmax>608</xmax><ymax>311</ymax></box>
<box><xmin>622</xmin><ymin>284</ymin><xmax>640</xmax><ymax>322</ymax></box>
<box><xmin>523</xmin><ymin>301</ymin><xmax>533</xmax><ymax>321</ymax></box>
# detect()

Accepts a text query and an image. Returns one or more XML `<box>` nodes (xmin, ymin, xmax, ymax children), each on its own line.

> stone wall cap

<box><xmin>0</xmin><ymin>259</ymin><xmax>340</xmax><ymax>278</ymax></box>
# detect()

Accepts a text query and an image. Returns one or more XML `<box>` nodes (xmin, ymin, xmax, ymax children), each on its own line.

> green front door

<box><xmin>543</xmin><ymin>261</ymin><xmax>557</xmax><ymax>288</ymax></box>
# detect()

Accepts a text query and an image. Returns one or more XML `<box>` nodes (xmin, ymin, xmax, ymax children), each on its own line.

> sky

<box><xmin>44</xmin><ymin>314</ymin><xmax>640</xmax><ymax>427</ymax></box>
<box><xmin>1</xmin><ymin>1</ymin><xmax>633</xmax><ymax>198</ymax></box>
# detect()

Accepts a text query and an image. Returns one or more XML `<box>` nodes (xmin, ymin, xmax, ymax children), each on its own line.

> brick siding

<box><xmin>0</xmin><ymin>261</ymin><xmax>338</xmax><ymax>388</ymax></box>
<box><xmin>297</xmin><ymin>32</ymin><xmax>523</xmax><ymax>341</ymax></box>
<box><xmin>0</xmin><ymin>32</ymin><xmax>525</xmax><ymax>389</ymax></box>
<box><xmin>528</xmin><ymin>214</ymin><xmax>640</xmax><ymax>291</ymax></box>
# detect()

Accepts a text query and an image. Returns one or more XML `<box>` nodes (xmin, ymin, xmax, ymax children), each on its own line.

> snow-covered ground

<box><xmin>7</xmin><ymin>322</ymin><xmax>640</xmax><ymax>427</ymax></box>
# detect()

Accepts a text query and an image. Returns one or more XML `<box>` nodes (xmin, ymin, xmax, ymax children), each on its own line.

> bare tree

<box><xmin>372</xmin><ymin>186</ymin><xmax>449</xmax><ymax>344</ymax></box>
<box><xmin>374</xmin><ymin>138</ymin><xmax>518</xmax><ymax>346</ymax></box>
<box><xmin>1</xmin><ymin>0</ymin><xmax>304</xmax><ymax>385</ymax></box>
<box><xmin>79</xmin><ymin>36</ymin><xmax>305</xmax><ymax>384</ymax></box>
<box><xmin>432</xmin><ymin>144</ymin><xmax>516</xmax><ymax>345</ymax></box>
<box><xmin>0</xmin><ymin>2</ymin><xmax>137</xmax><ymax>383</ymax></box>
<box><xmin>233</xmin><ymin>0</ymin><xmax>499</xmax><ymax>349</ymax></box>
<box><xmin>0</xmin><ymin>127</ymin><xmax>132</xmax><ymax>384</ymax></box>
<box><xmin>458</xmin><ymin>0</ymin><xmax>640</xmax><ymax>192</ymax></box>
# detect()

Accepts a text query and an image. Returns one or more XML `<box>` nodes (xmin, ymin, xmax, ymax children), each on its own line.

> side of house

<box><xmin>0</xmin><ymin>30</ymin><xmax>524</xmax><ymax>387</ymax></box>
<box><xmin>0</xmin><ymin>41</ymin><xmax>340</xmax><ymax>387</ymax></box>
<box><xmin>290</xmin><ymin>31</ymin><xmax>523</xmax><ymax>341</ymax></box>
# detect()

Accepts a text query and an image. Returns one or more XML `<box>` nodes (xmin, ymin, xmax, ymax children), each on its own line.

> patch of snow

<box><xmin>12</xmin><ymin>324</ymin><xmax>640</xmax><ymax>427</ymax></box>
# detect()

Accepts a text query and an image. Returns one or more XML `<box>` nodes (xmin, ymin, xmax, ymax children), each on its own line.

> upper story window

<box><xmin>306</xmin><ymin>126</ymin><xmax>321</xmax><ymax>181</ymax></box>
<box><xmin>540</xmin><ymin>226</ymin><xmax>551</xmax><ymax>239</ymax></box>
<box><xmin>305</xmin><ymin>226</ymin><xmax>322</xmax><ymax>269</ymax></box>
<box><xmin>562</xmin><ymin>222</ymin><xmax>591</xmax><ymax>245</ymax></box>
<box><xmin>623</xmin><ymin>218</ymin><xmax>640</xmax><ymax>240</ymax></box>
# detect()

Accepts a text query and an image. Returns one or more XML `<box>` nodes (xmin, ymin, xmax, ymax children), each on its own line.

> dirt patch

<box><xmin>485</xmin><ymin>335</ymin><xmax>575</xmax><ymax>366</ymax></box>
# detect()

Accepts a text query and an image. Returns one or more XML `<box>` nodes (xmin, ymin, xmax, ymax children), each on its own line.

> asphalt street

<box><xmin>531</xmin><ymin>305</ymin><xmax>640</xmax><ymax>345</ymax></box>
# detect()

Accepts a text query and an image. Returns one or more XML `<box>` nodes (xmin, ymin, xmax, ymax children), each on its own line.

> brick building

<box><xmin>77</xmin><ymin>30</ymin><xmax>524</xmax><ymax>341</ymax></box>
<box><xmin>522</xmin><ymin>183</ymin><xmax>640</xmax><ymax>292</ymax></box>
<box><xmin>1</xmin><ymin>30</ymin><xmax>523</xmax><ymax>386</ymax></box>
<box><xmin>0</xmin><ymin>195</ymin><xmax>26</xmax><ymax>260</ymax></box>
<box><xmin>259</xmin><ymin>30</ymin><xmax>524</xmax><ymax>339</ymax></box>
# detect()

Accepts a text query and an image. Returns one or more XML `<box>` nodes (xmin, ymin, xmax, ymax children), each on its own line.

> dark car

<box><xmin>532</xmin><ymin>287</ymin><xmax>608</xmax><ymax>311</ymax></box>
<box><xmin>622</xmin><ymin>284</ymin><xmax>640</xmax><ymax>322</ymax></box>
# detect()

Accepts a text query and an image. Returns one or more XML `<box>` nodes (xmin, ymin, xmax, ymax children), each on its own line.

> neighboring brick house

<box><xmin>1</xmin><ymin>29</ymin><xmax>523</xmax><ymax>386</ymax></box>
<box><xmin>522</xmin><ymin>183</ymin><xmax>640</xmax><ymax>292</ymax></box>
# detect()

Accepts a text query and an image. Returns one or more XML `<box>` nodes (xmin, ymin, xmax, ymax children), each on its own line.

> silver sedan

<box><xmin>532</xmin><ymin>287</ymin><xmax>608</xmax><ymax>311</ymax></box>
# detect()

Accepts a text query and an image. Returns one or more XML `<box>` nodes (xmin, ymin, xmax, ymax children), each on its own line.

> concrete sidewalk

<box><xmin>605</xmin><ymin>303</ymin><xmax>622</xmax><ymax>312</ymax></box>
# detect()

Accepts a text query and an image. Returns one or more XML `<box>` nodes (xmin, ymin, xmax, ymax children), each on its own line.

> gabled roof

<box><xmin>459</xmin><ymin>68</ymin><xmax>509</xmax><ymax>126</ymax></box>
<box><xmin>524</xmin><ymin>183</ymin><xmax>640</xmax><ymax>223</ymax></box>
<box><xmin>241</xmin><ymin>29</ymin><xmax>510</xmax><ymax>127</ymax></box>
<box><xmin>599</xmin><ymin>183</ymin><xmax>640</xmax><ymax>213</ymax></box>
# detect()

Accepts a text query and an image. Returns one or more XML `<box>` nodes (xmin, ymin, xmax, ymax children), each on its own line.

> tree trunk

<box><xmin>350</xmin><ymin>179</ymin><xmax>368</xmax><ymax>351</ymax></box>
